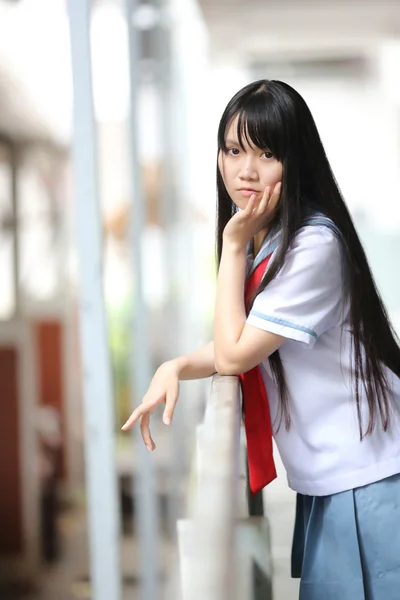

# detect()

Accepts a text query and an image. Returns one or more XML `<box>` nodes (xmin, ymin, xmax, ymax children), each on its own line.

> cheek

<box><xmin>271</xmin><ymin>163</ymin><xmax>283</xmax><ymax>184</ymax></box>
<box><xmin>219</xmin><ymin>157</ymin><xmax>235</xmax><ymax>190</ymax></box>
<box><xmin>276</xmin><ymin>163</ymin><xmax>283</xmax><ymax>182</ymax></box>
<box><xmin>218</xmin><ymin>154</ymin><xmax>229</xmax><ymax>185</ymax></box>
<box><xmin>264</xmin><ymin>163</ymin><xmax>283</xmax><ymax>187</ymax></box>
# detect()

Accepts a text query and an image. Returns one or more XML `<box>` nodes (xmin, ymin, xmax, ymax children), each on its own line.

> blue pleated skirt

<box><xmin>291</xmin><ymin>473</ymin><xmax>400</xmax><ymax>600</ymax></box>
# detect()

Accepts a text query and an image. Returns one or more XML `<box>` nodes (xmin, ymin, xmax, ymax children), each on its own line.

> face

<box><xmin>218</xmin><ymin>115</ymin><xmax>283</xmax><ymax>211</ymax></box>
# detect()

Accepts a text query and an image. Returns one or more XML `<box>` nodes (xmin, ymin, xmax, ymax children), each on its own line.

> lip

<box><xmin>237</xmin><ymin>188</ymin><xmax>259</xmax><ymax>197</ymax></box>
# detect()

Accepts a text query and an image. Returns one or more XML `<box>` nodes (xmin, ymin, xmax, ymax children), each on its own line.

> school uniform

<box><xmin>245</xmin><ymin>219</ymin><xmax>400</xmax><ymax>599</ymax></box>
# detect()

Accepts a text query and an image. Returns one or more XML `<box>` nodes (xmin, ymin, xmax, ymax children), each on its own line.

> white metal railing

<box><xmin>177</xmin><ymin>374</ymin><xmax>273</xmax><ymax>600</ymax></box>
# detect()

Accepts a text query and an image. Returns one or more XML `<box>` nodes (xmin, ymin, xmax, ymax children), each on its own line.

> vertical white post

<box><xmin>124</xmin><ymin>1</ymin><xmax>161</xmax><ymax>599</ymax></box>
<box><xmin>67</xmin><ymin>2</ymin><xmax>122</xmax><ymax>599</ymax></box>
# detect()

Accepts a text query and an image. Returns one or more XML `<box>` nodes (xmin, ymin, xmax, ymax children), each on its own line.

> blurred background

<box><xmin>0</xmin><ymin>0</ymin><xmax>399</xmax><ymax>599</ymax></box>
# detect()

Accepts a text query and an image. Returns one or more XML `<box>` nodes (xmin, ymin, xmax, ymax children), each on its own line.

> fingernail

<box><xmin>163</xmin><ymin>416</ymin><xmax>171</xmax><ymax>425</ymax></box>
<box><xmin>146</xmin><ymin>444</ymin><xmax>152</xmax><ymax>452</ymax></box>
<box><xmin>276</xmin><ymin>182</ymin><xmax>282</xmax><ymax>191</ymax></box>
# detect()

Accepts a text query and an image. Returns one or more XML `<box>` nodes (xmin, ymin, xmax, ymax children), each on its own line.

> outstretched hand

<box><xmin>121</xmin><ymin>361</ymin><xmax>180</xmax><ymax>452</ymax></box>
<box><xmin>223</xmin><ymin>182</ymin><xmax>281</xmax><ymax>249</ymax></box>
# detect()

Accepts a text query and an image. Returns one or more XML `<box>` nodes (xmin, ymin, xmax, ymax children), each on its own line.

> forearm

<box><xmin>168</xmin><ymin>341</ymin><xmax>216</xmax><ymax>380</ymax></box>
<box><xmin>214</xmin><ymin>243</ymin><xmax>247</xmax><ymax>369</ymax></box>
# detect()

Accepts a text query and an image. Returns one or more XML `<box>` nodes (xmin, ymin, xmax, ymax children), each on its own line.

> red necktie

<box><xmin>239</xmin><ymin>255</ymin><xmax>277</xmax><ymax>495</ymax></box>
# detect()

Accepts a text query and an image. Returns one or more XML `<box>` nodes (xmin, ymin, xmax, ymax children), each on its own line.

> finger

<box><xmin>258</xmin><ymin>186</ymin><xmax>271</xmax><ymax>213</ymax></box>
<box><xmin>140</xmin><ymin>413</ymin><xmax>156</xmax><ymax>451</ymax></box>
<box><xmin>271</xmin><ymin>181</ymin><xmax>281</xmax><ymax>199</ymax></box>
<box><xmin>162</xmin><ymin>385</ymin><xmax>179</xmax><ymax>426</ymax></box>
<box><xmin>244</xmin><ymin>194</ymin><xmax>256</xmax><ymax>215</ymax></box>
<box><xmin>121</xmin><ymin>402</ymin><xmax>153</xmax><ymax>431</ymax></box>
<box><xmin>267</xmin><ymin>181</ymin><xmax>282</xmax><ymax>212</ymax></box>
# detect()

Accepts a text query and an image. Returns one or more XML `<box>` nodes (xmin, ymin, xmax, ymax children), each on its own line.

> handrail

<box><xmin>193</xmin><ymin>374</ymin><xmax>241</xmax><ymax>600</ymax></box>
<box><xmin>177</xmin><ymin>374</ymin><xmax>273</xmax><ymax>600</ymax></box>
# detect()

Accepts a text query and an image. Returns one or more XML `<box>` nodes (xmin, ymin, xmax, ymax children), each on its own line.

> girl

<box><xmin>122</xmin><ymin>80</ymin><xmax>400</xmax><ymax>599</ymax></box>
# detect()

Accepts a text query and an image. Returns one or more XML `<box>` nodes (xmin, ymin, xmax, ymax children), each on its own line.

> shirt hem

<box><xmin>286</xmin><ymin>455</ymin><xmax>400</xmax><ymax>496</ymax></box>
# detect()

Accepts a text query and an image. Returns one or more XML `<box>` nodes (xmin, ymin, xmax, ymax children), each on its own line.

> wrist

<box><xmin>160</xmin><ymin>357</ymin><xmax>185</xmax><ymax>378</ymax></box>
<box><xmin>221</xmin><ymin>236</ymin><xmax>247</xmax><ymax>254</ymax></box>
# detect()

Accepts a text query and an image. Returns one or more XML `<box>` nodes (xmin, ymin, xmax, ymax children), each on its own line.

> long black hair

<box><xmin>216</xmin><ymin>79</ymin><xmax>400</xmax><ymax>436</ymax></box>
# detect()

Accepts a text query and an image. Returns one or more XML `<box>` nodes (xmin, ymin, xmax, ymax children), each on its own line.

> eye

<box><xmin>262</xmin><ymin>150</ymin><xmax>274</xmax><ymax>159</ymax></box>
<box><xmin>226</xmin><ymin>147</ymin><xmax>240</xmax><ymax>156</ymax></box>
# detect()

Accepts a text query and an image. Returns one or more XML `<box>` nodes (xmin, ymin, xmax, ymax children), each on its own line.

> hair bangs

<box><xmin>220</xmin><ymin>92</ymin><xmax>287</xmax><ymax>162</ymax></box>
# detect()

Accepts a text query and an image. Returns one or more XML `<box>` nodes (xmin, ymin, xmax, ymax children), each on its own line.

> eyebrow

<box><xmin>226</xmin><ymin>138</ymin><xmax>271</xmax><ymax>152</ymax></box>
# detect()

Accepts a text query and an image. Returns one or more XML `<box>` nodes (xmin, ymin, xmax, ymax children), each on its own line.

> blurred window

<box><xmin>18</xmin><ymin>150</ymin><xmax>63</xmax><ymax>305</ymax></box>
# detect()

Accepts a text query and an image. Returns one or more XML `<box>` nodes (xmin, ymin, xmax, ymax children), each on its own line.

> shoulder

<box><xmin>249</xmin><ymin>224</ymin><xmax>344</xmax><ymax>344</ymax></box>
<box><xmin>274</xmin><ymin>224</ymin><xmax>343</xmax><ymax>284</ymax></box>
<box><xmin>292</xmin><ymin>224</ymin><xmax>340</xmax><ymax>247</ymax></box>
<box><xmin>288</xmin><ymin>225</ymin><xmax>342</xmax><ymax>261</ymax></box>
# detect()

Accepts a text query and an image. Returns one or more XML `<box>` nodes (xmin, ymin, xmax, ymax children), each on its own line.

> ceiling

<box><xmin>0</xmin><ymin>0</ymin><xmax>399</xmax><ymax>143</ymax></box>
<box><xmin>197</xmin><ymin>0</ymin><xmax>400</xmax><ymax>63</ymax></box>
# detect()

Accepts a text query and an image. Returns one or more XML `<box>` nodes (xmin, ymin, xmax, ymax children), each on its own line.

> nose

<box><xmin>239</xmin><ymin>156</ymin><xmax>258</xmax><ymax>181</ymax></box>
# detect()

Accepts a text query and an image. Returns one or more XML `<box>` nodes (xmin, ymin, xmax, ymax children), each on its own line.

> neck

<box><xmin>253</xmin><ymin>228</ymin><xmax>269</xmax><ymax>256</ymax></box>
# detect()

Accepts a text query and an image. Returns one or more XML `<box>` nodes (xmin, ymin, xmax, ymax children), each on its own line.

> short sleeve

<box><xmin>246</xmin><ymin>226</ymin><xmax>343</xmax><ymax>346</ymax></box>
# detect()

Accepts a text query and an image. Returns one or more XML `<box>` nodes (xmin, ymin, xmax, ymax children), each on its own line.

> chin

<box><xmin>232</xmin><ymin>198</ymin><xmax>247</xmax><ymax>211</ymax></box>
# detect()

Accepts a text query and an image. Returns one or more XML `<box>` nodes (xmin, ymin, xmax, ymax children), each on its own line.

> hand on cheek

<box><xmin>266</xmin><ymin>181</ymin><xmax>282</xmax><ymax>215</ymax></box>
